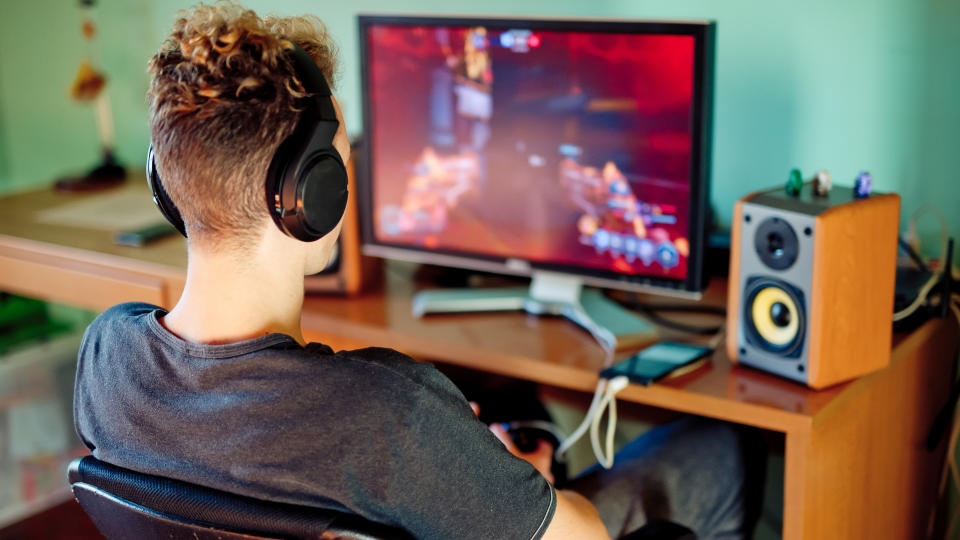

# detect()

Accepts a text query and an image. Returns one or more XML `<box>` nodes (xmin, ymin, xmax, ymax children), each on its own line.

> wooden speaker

<box><xmin>304</xmin><ymin>144</ymin><xmax>380</xmax><ymax>295</ymax></box>
<box><xmin>726</xmin><ymin>183</ymin><xmax>900</xmax><ymax>388</ymax></box>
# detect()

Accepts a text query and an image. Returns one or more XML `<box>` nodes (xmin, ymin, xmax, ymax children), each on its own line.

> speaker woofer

<box><xmin>743</xmin><ymin>277</ymin><xmax>805</xmax><ymax>358</ymax></box>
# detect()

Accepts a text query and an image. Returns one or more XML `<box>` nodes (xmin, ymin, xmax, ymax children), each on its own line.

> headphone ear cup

<box><xmin>267</xmin><ymin>121</ymin><xmax>349</xmax><ymax>242</ymax></box>
<box><xmin>298</xmin><ymin>152</ymin><xmax>349</xmax><ymax>239</ymax></box>
<box><xmin>146</xmin><ymin>145</ymin><xmax>188</xmax><ymax>237</ymax></box>
<box><xmin>268</xmin><ymin>148</ymin><xmax>349</xmax><ymax>242</ymax></box>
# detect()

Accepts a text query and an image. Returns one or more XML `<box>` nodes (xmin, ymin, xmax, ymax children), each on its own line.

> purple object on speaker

<box><xmin>854</xmin><ymin>171</ymin><xmax>872</xmax><ymax>199</ymax></box>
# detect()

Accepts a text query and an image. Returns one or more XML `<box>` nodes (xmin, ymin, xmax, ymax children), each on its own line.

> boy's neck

<box><xmin>161</xmin><ymin>240</ymin><xmax>307</xmax><ymax>346</ymax></box>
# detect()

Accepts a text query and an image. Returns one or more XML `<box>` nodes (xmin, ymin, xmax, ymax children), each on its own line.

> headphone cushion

<box><xmin>146</xmin><ymin>146</ymin><xmax>188</xmax><ymax>237</ymax></box>
<box><xmin>299</xmin><ymin>154</ymin><xmax>349</xmax><ymax>239</ymax></box>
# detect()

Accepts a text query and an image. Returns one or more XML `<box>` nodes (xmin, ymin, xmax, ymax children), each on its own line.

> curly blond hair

<box><xmin>148</xmin><ymin>2</ymin><xmax>339</xmax><ymax>249</ymax></box>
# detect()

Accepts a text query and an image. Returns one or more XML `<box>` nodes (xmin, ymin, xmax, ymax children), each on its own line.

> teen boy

<box><xmin>75</xmin><ymin>4</ymin><xmax>746</xmax><ymax>538</ymax></box>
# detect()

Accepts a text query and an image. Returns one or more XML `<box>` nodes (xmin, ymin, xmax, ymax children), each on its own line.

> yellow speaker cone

<box><xmin>751</xmin><ymin>286</ymin><xmax>799</xmax><ymax>346</ymax></box>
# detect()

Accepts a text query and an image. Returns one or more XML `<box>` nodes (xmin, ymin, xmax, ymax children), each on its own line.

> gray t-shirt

<box><xmin>74</xmin><ymin>303</ymin><xmax>555</xmax><ymax>539</ymax></box>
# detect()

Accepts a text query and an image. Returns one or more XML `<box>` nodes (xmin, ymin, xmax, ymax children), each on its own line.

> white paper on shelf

<box><xmin>35</xmin><ymin>189</ymin><xmax>165</xmax><ymax>231</ymax></box>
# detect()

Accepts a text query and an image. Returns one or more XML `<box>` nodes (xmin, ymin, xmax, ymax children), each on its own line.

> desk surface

<box><xmin>0</xmin><ymin>180</ymin><xmax>947</xmax><ymax>434</ymax></box>
<box><xmin>302</xmin><ymin>261</ymin><xmax>955</xmax><ymax>435</ymax></box>
<box><xmin>0</xmin><ymin>180</ymin><xmax>187</xmax><ymax>272</ymax></box>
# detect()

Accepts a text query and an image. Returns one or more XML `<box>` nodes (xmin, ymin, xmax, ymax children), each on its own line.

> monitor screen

<box><xmin>359</xmin><ymin>16</ymin><xmax>714</xmax><ymax>294</ymax></box>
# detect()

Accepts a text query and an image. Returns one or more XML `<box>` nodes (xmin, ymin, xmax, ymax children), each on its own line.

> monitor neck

<box><xmin>529</xmin><ymin>272</ymin><xmax>583</xmax><ymax>306</ymax></box>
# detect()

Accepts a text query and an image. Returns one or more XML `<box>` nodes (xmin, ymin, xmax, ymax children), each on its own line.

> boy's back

<box><xmin>75</xmin><ymin>302</ymin><xmax>555</xmax><ymax>539</ymax></box>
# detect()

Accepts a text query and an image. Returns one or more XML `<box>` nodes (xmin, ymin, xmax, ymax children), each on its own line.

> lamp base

<box><xmin>54</xmin><ymin>149</ymin><xmax>126</xmax><ymax>192</ymax></box>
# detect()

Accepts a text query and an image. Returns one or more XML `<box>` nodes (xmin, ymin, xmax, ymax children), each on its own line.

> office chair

<box><xmin>68</xmin><ymin>456</ymin><xmax>413</xmax><ymax>539</ymax></box>
<box><xmin>69</xmin><ymin>456</ymin><xmax>694</xmax><ymax>540</ymax></box>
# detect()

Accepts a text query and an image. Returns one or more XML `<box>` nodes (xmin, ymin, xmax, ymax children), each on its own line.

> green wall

<box><xmin>910</xmin><ymin>0</ymin><xmax>960</xmax><ymax>257</ymax></box>
<box><xmin>0</xmin><ymin>0</ymin><xmax>956</xmax><ymax>255</ymax></box>
<box><xmin>0</xmin><ymin>0</ymin><xmax>155</xmax><ymax>194</ymax></box>
<box><xmin>0</xmin><ymin>68</ymin><xmax>9</xmax><ymax>183</ymax></box>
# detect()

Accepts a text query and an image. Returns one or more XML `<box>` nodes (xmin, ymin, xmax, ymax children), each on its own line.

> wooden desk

<box><xmin>0</xmin><ymin>180</ymin><xmax>187</xmax><ymax>312</ymax></box>
<box><xmin>1</xmin><ymin>183</ymin><xmax>957</xmax><ymax>539</ymax></box>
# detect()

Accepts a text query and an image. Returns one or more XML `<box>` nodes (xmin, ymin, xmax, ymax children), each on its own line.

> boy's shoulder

<box><xmin>82</xmin><ymin>301</ymin><xmax>162</xmax><ymax>343</ymax></box>
<box><xmin>82</xmin><ymin>303</ymin><xmax>437</xmax><ymax>384</ymax></box>
<box><xmin>88</xmin><ymin>301</ymin><xmax>162</xmax><ymax>328</ymax></box>
<box><xmin>332</xmin><ymin>346</ymin><xmax>451</xmax><ymax>392</ymax></box>
<box><xmin>79</xmin><ymin>302</ymin><xmax>449</xmax><ymax>405</ymax></box>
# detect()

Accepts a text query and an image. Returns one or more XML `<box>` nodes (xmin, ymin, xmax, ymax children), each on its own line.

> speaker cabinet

<box><xmin>304</xmin><ymin>145</ymin><xmax>381</xmax><ymax>295</ymax></box>
<box><xmin>726</xmin><ymin>183</ymin><xmax>900</xmax><ymax>388</ymax></box>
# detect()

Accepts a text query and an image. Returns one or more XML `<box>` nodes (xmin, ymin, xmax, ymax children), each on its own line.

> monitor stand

<box><xmin>412</xmin><ymin>272</ymin><xmax>657</xmax><ymax>351</ymax></box>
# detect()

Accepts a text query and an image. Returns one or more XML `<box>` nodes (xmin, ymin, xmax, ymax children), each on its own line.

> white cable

<box><xmin>555</xmin><ymin>310</ymin><xmax>616</xmax><ymax>461</ymax></box>
<box><xmin>707</xmin><ymin>326</ymin><xmax>727</xmax><ymax>350</ymax></box>
<box><xmin>556</xmin><ymin>378</ymin><xmax>607</xmax><ymax>460</ymax></box>
<box><xmin>555</xmin><ymin>321</ymin><xmax>627</xmax><ymax>468</ymax></box>
<box><xmin>906</xmin><ymin>205</ymin><xmax>949</xmax><ymax>260</ymax></box>
<box><xmin>893</xmin><ymin>258</ymin><xmax>959</xmax><ymax>323</ymax></box>
<box><xmin>892</xmin><ymin>221</ymin><xmax>958</xmax><ymax>323</ymax></box>
<box><xmin>556</xmin><ymin>374</ymin><xmax>631</xmax><ymax>469</ymax></box>
<box><xmin>588</xmin><ymin>376</ymin><xmax>629</xmax><ymax>469</ymax></box>
<box><xmin>893</xmin><ymin>269</ymin><xmax>942</xmax><ymax>322</ymax></box>
<box><xmin>896</xmin><ymin>203</ymin><xmax>957</xmax><ymax>323</ymax></box>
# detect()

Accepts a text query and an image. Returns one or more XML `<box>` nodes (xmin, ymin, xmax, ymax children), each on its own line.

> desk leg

<box><xmin>782</xmin><ymin>429</ymin><xmax>810</xmax><ymax>540</ymax></box>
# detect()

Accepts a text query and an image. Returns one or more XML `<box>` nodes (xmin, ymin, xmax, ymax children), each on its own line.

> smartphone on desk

<box><xmin>114</xmin><ymin>222</ymin><xmax>179</xmax><ymax>247</ymax></box>
<box><xmin>600</xmin><ymin>342</ymin><xmax>712</xmax><ymax>386</ymax></box>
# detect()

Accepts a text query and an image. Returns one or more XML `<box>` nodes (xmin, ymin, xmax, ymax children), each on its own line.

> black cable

<box><xmin>617</xmin><ymin>294</ymin><xmax>726</xmax><ymax>335</ymax></box>
<box><xmin>941</xmin><ymin>239</ymin><xmax>954</xmax><ymax>319</ymax></box>
<box><xmin>898</xmin><ymin>236</ymin><xmax>930</xmax><ymax>272</ymax></box>
<box><xmin>632</xmin><ymin>307</ymin><xmax>724</xmax><ymax>335</ymax></box>
<box><xmin>629</xmin><ymin>303</ymin><xmax>726</xmax><ymax>316</ymax></box>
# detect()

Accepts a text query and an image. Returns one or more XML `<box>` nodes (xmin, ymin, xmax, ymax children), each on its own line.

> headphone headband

<box><xmin>284</xmin><ymin>42</ymin><xmax>337</xmax><ymax>122</ymax></box>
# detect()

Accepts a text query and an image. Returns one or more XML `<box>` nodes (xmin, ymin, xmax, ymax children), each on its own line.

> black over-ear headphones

<box><xmin>146</xmin><ymin>41</ymin><xmax>349</xmax><ymax>242</ymax></box>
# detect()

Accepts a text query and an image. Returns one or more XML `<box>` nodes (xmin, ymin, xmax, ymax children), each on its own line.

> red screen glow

<box><xmin>367</xmin><ymin>24</ymin><xmax>696</xmax><ymax>280</ymax></box>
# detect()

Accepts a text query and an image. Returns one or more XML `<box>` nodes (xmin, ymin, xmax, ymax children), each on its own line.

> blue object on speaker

<box><xmin>854</xmin><ymin>171</ymin><xmax>872</xmax><ymax>199</ymax></box>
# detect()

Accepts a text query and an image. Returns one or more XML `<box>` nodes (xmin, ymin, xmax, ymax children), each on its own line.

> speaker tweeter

<box><xmin>754</xmin><ymin>217</ymin><xmax>799</xmax><ymax>271</ymax></box>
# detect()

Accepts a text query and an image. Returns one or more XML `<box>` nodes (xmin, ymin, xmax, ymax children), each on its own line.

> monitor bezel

<box><xmin>358</xmin><ymin>14</ymin><xmax>715</xmax><ymax>296</ymax></box>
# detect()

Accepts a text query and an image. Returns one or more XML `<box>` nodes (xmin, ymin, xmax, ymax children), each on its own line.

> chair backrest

<box><xmin>68</xmin><ymin>456</ymin><xmax>412</xmax><ymax>540</ymax></box>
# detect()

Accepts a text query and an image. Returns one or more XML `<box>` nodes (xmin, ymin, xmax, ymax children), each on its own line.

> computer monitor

<box><xmin>358</xmin><ymin>15</ymin><xmax>715</xmax><ymax>349</ymax></box>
